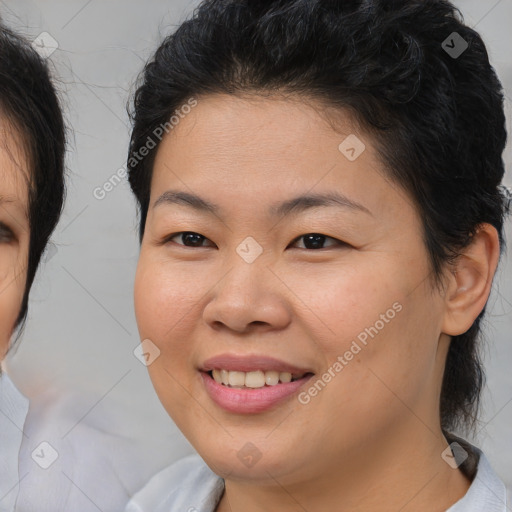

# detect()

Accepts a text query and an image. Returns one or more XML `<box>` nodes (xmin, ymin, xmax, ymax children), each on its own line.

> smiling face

<box><xmin>134</xmin><ymin>93</ymin><xmax>453</xmax><ymax>487</ymax></box>
<box><xmin>0</xmin><ymin>122</ymin><xmax>30</xmax><ymax>361</ymax></box>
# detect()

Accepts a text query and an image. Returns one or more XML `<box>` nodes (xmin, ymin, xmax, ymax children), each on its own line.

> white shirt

<box><xmin>0</xmin><ymin>373</ymin><xmax>29</xmax><ymax>512</ymax></box>
<box><xmin>14</xmin><ymin>387</ymin><xmax>181</xmax><ymax>512</ymax></box>
<box><xmin>125</xmin><ymin>442</ymin><xmax>509</xmax><ymax>512</ymax></box>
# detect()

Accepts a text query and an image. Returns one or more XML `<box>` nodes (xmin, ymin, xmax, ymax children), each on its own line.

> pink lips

<box><xmin>199</xmin><ymin>353</ymin><xmax>314</xmax><ymax>414</ymax></box>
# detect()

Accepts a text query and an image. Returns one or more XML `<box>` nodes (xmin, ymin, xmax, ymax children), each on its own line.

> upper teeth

<box><xmin>211</xmin><ymin>369</ymin><xmax>301</xmax><ymax>388</ymax></box>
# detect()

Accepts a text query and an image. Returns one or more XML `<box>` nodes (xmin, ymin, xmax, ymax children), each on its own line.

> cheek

<box><xmin>0</xmin><ymin>272</ymin><xmax>25</xmax><ymax>360</ymax></box>
<box><xmin>134</xmin><ymin>259</ymin><xmax>198</xmax><ymax>417</ymax></box>
<box><xmin>134</xmin><ymin>255</ymin><xmax>208</xmax><ymax>366</ymax></box>
<box><xmin>307</xmin><ymin>268</ymin><xmax>443</xmax><ymax>424</ymax></box>
<box><xmin>286</xmin><ymin>260</ymin><xmax>402</xmax><ymax>345</ymax></box>
<box><xmin>135</xmin><ymin>258</ymin><xmax>190</xmax><ymax>333</ymax></box>
<box><xmin>293</xmin><ymin>254</ymin><xmax>441</xmax><ymax>382</ymax></box>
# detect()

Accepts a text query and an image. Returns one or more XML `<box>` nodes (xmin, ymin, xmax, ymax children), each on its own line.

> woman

<box><xmin>0</xmin><ymin>18</ymin><xmax>66</xmax><ymax>512</ymax></box>
<box><xmin>125</xmin><ymin>0</ymin><xmax>510</xmax><ymax>510</ymax></box>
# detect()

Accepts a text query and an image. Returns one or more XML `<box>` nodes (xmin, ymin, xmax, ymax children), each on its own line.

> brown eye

<box><xmin>166</xmin><ymin>231</ymin><xmax>214</xmax><ymax>248</ymax></box>
<box><xmin>290</xmin><ymin>233</ymin><xmax>345</xmax><ymax>250</ymax></box>
<box><xmin>0</xmin><ymin>222</ymin><xmax>14</xmax><ymax>243</ymax></box>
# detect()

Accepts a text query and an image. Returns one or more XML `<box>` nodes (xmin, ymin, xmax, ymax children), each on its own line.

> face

<box><xmin>134</xmin><ymin>94</ymin><xmax>451</xmax><ymax>485</ymax></box>
<box><xmin>0</xmin><ymin>122</ymin><xmax>30</xmax><ymax>361</ymax></box>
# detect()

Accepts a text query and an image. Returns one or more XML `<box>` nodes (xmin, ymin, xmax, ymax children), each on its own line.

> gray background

<box><xmin>1</xmin><ymin>0</ymin><xmax>511</xmax><ymax>509</ymax></box>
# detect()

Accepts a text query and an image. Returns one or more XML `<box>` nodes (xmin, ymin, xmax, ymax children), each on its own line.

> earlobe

<box><xmin>441</xmin><ymin>223</ymin><xmax>500</xmax><ymax>336</ymax></box>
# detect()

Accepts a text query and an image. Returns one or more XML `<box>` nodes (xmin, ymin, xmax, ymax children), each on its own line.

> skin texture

<box><xmin>0</xmin><ymin>123</ymin><xmax>29</xmax><ymax>361</ymax></box>
<box><xmin>134</xmin><ymin>94</ymin><xmax>500</xmax><ymax>512</ymax></box>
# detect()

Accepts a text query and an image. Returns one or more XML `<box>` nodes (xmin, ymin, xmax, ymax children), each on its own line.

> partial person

<box><xmin>0</xmin><ymin>18</ymin><xmax>65</xmax><ymax>512</ymax></box>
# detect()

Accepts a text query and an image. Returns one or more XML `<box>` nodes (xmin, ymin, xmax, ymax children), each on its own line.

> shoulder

<box><xmin>124</xmin><ymin>454</ymin><xmax>224</xmax><ymax>512</ymax></box>
<box><xmin>0</xmin><ymin>371</ymin><xmax>29</xmax><ymax>421</ymax></box>
<box><xmin>0</xmin><ymin>372</ymin><xmax>29</xmax><ymax>512</ymax></box>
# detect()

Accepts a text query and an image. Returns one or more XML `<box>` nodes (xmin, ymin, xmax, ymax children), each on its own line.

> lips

<box><xmin>199</xmin><ymin>353</ymin><xmax>315</xmax><ymax>413</ymax></box>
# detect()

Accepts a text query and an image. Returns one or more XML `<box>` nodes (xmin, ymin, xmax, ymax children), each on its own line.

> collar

<box><xmin>126</xmin><ymin>440</ymin><xmax>509</xmax><ymax>512</ymax></box>
<box><xmin>445</xmin><ymin>434</ymin><xmax>508</xmax><ymax>512</ymax></box>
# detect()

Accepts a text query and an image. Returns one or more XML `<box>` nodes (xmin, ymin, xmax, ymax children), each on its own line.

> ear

<box><xmin>441</xmin><ymin>223</ymin><xmax>501</xmax><ymax>336</ymax></box>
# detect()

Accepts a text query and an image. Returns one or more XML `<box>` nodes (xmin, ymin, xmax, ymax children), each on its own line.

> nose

<box><xmin>202</xmin><ymin>258</ymin><xmax>292</xmax><ymax>334</ymax></box>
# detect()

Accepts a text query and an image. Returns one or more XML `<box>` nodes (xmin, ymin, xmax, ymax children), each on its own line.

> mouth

<box><xmin>198</xmin><ymin>354</ymin><xmax>315</xmax><ymax>413</ymax></box>
<box><xmin>199</xmin><ymin>353</ymin><xmax>315</xmax><ymax>413</ymax></box>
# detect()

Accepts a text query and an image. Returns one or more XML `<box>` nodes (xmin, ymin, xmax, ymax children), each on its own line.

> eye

<box><xmin>164</xmin><ymin>231</ymin><xmax>215</xmax><ymax>248</ymax></box>
<box><xmin>0</xmin><ymin>222</ymin><xmax>14</xmax><ymax>243</ymax></box>
<box><xmin>162</xmin><ymin>231</ymin><xmax>347</xmax><ymax>250</ymax></box>
<box><xmin>289</xmin><ymin>233</ymin><xmax>345</xmax><ymax>250</ymax></box>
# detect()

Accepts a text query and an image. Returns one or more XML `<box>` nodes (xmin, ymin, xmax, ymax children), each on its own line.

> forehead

<box><xmin>150</xmin><ymin>93</ymin><xmax>398</xmax><ymax>215</ymax></box>
<box><xmin>160</xmin><ymin>93</ymin><xmax>356</xmax><ymax>155</ymax></box>
<box><xmin>0</xmin><ymin>121</ymin><xmax>30</xmax><ymax>215</ymax></box>
<box><xmin>153</xmin><ymin>94</ymin><xmax>366</xmax><ymax>182</ymax></box>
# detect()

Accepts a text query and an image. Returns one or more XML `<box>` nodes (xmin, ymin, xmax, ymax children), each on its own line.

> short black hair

<box><xmin>0</xmin><ymin>19</ymin><xmax>66</xmax><ymax>339</ymax></box>
<box><xmin>127</xmin><ymin>0</ymin><xmax>509</xmax><ymax>433</ymax></box>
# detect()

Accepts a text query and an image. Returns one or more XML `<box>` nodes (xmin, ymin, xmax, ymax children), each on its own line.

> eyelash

<box><xmin>0</xmin><ymin>222</ymin><xmax>14</xmax><ymax>243</ymax></box>
<box><xmin>162</xmin><ymin>231</ymin><xmax>348</xmax><ymax>250</ymax></box>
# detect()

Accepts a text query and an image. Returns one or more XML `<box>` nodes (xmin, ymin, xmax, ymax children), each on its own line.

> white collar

<box><xmin>446</xmin><ymin>444</ymin><xmax>508</xmax><ymax>511</ymax></box>
<box><xmin>126</xmin><ymin>441</ymin><xmax>509</xmax><ymax>512</ymax></box>
<box><xmin>0</xmin><ymin>372</ymin><xmax>29</xmax><ymax>512</ymax></box>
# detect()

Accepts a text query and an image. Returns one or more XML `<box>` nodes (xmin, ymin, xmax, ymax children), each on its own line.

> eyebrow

<box><xmin>0</xmin><ymin>194</ymin><xmax>23</xmax><ymax>212</ymax></box>
<box><xmin>0</xmin><ymin>195</ymin><xmax>28</xmax><ymax>227</ymax></box>
<box><xmin>153</xmin><ymin>190</ymin><xmax>372</xmax><ymax>217</ymax></box>
<box><xmin>0</xmin><ymin>195</ymin><xmax>16</xmax><ymax>204</ymax></box>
